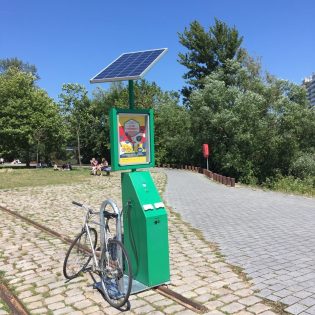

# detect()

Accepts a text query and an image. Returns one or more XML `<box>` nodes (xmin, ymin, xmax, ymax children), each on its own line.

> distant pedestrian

<box><xmin>100</xmin><ymin>158</ymin><xmax>111</xmax><ymax>176</ymax></box>
<box><xmin>53</xmin><ymin>163</ymin><xmax>60</xmax><ymax>171</ymax></box>
<box><xmin>90</xmin><ymin>158</ymin><xmax>98</xmax><ymax>175</ymax></box>
<box><xmin>67</xmin><ymin>162</ymin><xmax>72</xmax><ymax>171</ymax></box>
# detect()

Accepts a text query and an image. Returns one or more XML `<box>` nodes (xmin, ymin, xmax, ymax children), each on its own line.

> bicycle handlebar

<box><xmin>72</xmin><ymin>201</ymin><xmax>83</xmax><ymax>207</ymax></box>
<box><xmin>72</xmin><ymin>201</ymin><xmax>118</xmax><ymax>219</ymax></box>
<box><xmin>72</xmin><ymin>201</ymin><xmax>96</xmax><ymax>214</ymax></box>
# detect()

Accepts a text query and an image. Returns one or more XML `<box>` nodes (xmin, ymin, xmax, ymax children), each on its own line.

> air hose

<box><xmin>125</xmin><ymin>200</ymin><xmax>139</xmax><ymax>276</ymax></box>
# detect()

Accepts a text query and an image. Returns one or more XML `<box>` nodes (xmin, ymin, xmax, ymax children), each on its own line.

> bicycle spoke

<box><xmin>100</xmin><ymin>239</ymin><xmax>132</xmax><ymax>308</ymax></box>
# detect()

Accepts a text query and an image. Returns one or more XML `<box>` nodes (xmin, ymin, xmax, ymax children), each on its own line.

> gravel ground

<box><xmin>0</xmin><ymin>169</ymin><xmax>279</xmax><ymax>315</ymax></box>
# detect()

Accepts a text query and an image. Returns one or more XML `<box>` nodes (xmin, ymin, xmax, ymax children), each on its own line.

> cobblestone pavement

<box><xmin>162</xmin><ymin>169</ymin><xmax>315</xmax><ymax>315</ymax></box>
<box><xmin>0</xmin><ymin>169</ymin><xmax>279</xmax><ymax>314</ymax></box>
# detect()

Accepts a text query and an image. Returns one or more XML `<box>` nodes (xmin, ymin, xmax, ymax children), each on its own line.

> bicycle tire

<box><xmin>100</xmin><ymin>239</ymin><xmax>132</xmax><ymax>308</ymax></box>
<box><xmin>63</xmin><ymin>227</ymin><xmax>97</xmax><ymax>280</ymax></box>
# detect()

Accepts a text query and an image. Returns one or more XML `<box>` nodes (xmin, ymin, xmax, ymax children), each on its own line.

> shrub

<box><xmin>263</xmin><ymin>175</ymin><xmax>315</xmax><ymax>197</ymax></box>
<box><xmin>290</xmin><ymin>152</ymin><xmax>315</xmax><ymax>179</ymax></box>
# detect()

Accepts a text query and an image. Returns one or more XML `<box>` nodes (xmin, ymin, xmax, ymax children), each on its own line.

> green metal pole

<box><xmin>128</xmin><ymin>80</ymin><xmax>135</xmax><ymax>110</ymax></box>
<box><xmin>128</xmin><ymin>80</ymin><xmax>136</xmax><ymax>172</ymax></box>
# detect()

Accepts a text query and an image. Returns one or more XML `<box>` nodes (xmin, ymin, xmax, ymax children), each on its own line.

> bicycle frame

<box><xmin>80</xmin><ymin>206</ymin><xmax>101</xmax><ymax>272</ymax></box>
<box><xmin>74</xmin><ymin>204</ymin><xmax>99</xmax><ymax>270</ymax></box>
<box><xmin>74</xmin><ymin>200</ymin><xmax>124</xmax><ymax>293</ymax></box>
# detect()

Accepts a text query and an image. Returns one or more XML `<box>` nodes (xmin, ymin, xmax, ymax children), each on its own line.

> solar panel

<box><xmin>90</xmin><ymin>48</ymin><xmax>168</xmax><ymax>83</ymax></box>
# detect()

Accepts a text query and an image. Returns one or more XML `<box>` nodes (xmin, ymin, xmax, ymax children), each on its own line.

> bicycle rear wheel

<box><xmin>63</xmin><ymin>227</ymin><xmax>97</xmax><ymax>280</ymax></box>
<box><xmin>100</xmin><ymin>239</ymin><xmax>132</xmax><ymax>308</ymax></box>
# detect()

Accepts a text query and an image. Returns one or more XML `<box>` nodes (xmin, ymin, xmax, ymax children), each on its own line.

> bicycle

<box><xmin>63</xmin><ymin>200</ymin><xmax>132</xmax><ymax>308</ymax></box>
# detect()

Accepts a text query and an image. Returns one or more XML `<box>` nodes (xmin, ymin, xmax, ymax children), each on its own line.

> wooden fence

<box><xmin>156</xmin><ymin>164</ymin><xmax>235</xmax><ymax>187</ymax></box>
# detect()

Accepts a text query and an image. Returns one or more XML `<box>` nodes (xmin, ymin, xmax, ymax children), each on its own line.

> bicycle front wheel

<box><xmin>63</xmin><ymin>227</ymin><xmax>97</xmax><ymax>280</ymax></box>
<box><xmin>100</xmin><ymin>239</ymin><xmax>132</xmax><ymax>309</ymax></box>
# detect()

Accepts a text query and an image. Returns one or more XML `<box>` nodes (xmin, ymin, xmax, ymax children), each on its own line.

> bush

<box><xmin>290</xmin><ymin>152</ymin><xmax>315</xmax><ymax>179</ymax></box>
<box><xmin>263</xmin><ymin>175</ymin><xmax>315</xmax><ymax>197</ymax></box>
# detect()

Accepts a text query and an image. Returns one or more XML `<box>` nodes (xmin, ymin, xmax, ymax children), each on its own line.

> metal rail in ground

<box><xmin>155</xmin><ymin>286</ymin><xmax>208</xmax><ymax>313</ymax></box>
<box><xmin>0</xmin><ymin>205</ymin><xmax>208</xmax><ymax>314</ymax></box>
<box><xmin>0</xmin><ymin>284</ymin><xmax>29</xmax><ymax>315</ymax></box>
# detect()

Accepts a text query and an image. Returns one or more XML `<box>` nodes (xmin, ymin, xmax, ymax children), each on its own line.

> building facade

<box><xmin>302</xmin><ymin>73</ymin><xmax>315</xmax><ymax>106</ymax></box>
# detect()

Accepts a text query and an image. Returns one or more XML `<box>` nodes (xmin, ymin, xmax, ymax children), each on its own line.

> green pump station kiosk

<box><xmin>90</xmin><ymin>48</ymin><xmax>170</xmax><ymax>291</ymax></box>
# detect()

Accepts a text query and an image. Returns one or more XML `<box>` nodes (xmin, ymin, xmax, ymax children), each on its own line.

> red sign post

<box><xmin>202</xmin><ymin>144</ymin><xmax>210</xmax><ymax>170</ymax></box>
<box><xmin>202</xmin><ymin>144</ymin><xmax>209</xmax><ymax>158</ymax></box>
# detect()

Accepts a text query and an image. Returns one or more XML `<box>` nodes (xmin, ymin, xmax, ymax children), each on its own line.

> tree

<box><xmin>89</xmin><ymin>79</ymin><xmax>193</xmax><ymax>165</ymax></box>
<box><xmin>154</xmin><ymin>92</ymin><xmax>193</xmax><ymax>165</ymax></box>
<box><xmin>0</xmin><ymin>57</ymin><xmax>39</xmax><ymax>79</ymax></box>
<box><xmin>90</xmin><ymin>80</ymin><xmax>167</xmax><ymax>162</ymax></box>
<box><xmin>188</xmin><ymin>59</ymin><xmax>314</xmax><ymax>183</ymax></box>
<box><xmin>178</xmin><ymin>19</ymin><xmax>243</xmax><ymax>101</ymax></box>
<box><xmin>59</xmin><ymin>83</ymin><xmax>90</xmax><ymax>166</ymax></box>
<box><xmin>31</xmin><ymin>89</ymin><xmax>66</xmax><ymax>164</ymax></box>
<box><xmin>0</xmin><ymin>67</ymin><xmax>64</xmax><ymax>165</ymax></box>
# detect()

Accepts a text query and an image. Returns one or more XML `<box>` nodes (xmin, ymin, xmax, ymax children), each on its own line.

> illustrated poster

<box><xmin>118</xmin><ymin>113</ymin><xmax>150</xmax><ymax>165</ymax></box>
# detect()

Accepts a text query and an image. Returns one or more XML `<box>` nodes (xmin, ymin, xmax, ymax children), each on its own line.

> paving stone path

<box><xmin>162</xmin><ymin>169</ymin><xmax>315</xmax><ymax>315</ymax></box>
<box><xmin>0</xmin><ymin>169</ymin><xmax>280</xmax><ymax>314</ymax></box>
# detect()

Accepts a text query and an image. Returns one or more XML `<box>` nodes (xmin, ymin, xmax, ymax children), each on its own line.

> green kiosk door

<box><xmin>122</xmin><ymin>171</ymin><xmax>170</xmax><ymax>287</ymax></box>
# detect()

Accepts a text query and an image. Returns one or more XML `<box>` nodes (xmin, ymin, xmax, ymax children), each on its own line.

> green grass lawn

<box><xmin>0</xmin><ymin>168</ymin><xmax>91</xmax><ymax>189</ymax></box>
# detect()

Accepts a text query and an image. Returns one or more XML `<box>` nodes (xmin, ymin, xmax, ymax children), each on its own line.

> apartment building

<box><xmin>302</xmin><ymin>73</ymin><xmax>315</xmax><ymax>106</ymax></box>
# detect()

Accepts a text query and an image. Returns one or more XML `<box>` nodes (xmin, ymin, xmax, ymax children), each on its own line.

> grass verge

<box><xmin>0</xmin><ymin>168</ymin><xmax>91</xmax><ymax>189</ymax></box>
<box><xmin>263</xmin><ymin>176</ymin><xmax>314</xmax><ymax>197</ymax></box>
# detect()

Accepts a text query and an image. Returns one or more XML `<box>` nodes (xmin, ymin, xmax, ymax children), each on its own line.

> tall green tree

<box><xmin>189</xmin><ymin>60</ymin><xmax>314</xmax><ymax>183</ymax></box>
<box><xmin>89</xmin><ymin>80</ymin><xmax>192</xmax><ymax>165</ymax></box>
<box><xmin>154</xmin><ymin>92</ymin><xmax>193</xmax><ymax>165</ymax></box>
<box><xmin>178</xmin><ymin>18</ymin><xmax>243</xmax><ymax>101</ymax></box>
<box><xmin>59</xmin><ymin>83</ymin><xmax>90</xmax><ymax>166</ymax></box>
<box><xmin>0</xmin><ymin>57</ymin><xmax>39</xmax><ymax>79</ymax></box>
<box><xmin>90</xmin><ymin>80</ymin><xmax>166</xmax><ymax>161</ymax></box>
<box><xmin>0</xmin><ymin>67</ymin><xmax>64</xmax><ymax>165</ymax></box>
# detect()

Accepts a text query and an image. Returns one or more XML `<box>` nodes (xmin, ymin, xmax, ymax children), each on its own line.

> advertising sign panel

<box><xmin>110</xmin><ymin>108</ymin><xmax>154</xmax><ymax>171</ymax></box>
<box><xmin>118</xmin><ymin>113</ymin><xmax>150</xmax><ymax>166</ymax></box>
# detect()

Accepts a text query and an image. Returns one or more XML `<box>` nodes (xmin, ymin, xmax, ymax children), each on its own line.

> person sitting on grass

<box><xmin>53</xmin><ymin>163</ymin><xmax>60</xmax><ymax>171</ymax></box>
<box><xmin>90</xmin><ymin>158</ymin><xmax>98</xmax><ymax>175</ymax></box>
<box><xmin>99</xmin><ymin>158</ymin><xmax>111</xmax><ymax>176</ymax></box>
<box><xmin>66</xmin><ymin>162</ymin><xmax>72</xmax><ymax>171</ymax></box>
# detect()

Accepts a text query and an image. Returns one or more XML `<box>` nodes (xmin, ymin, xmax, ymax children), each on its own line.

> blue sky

<box><xmin>1</xmin><ymin>0</ymin><xmax>314</xmax><ymax>102</ymax></box>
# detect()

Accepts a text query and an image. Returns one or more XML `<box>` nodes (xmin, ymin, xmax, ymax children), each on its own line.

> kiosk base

<box><xmin>122</xmin><ymin>171</ymin><xmax>170</xmax><ymax>287</ymax></box>
<box><xmin>94</xmin><ymin>276</ymin><xmax>170</xmax><ymax>295</ymax></box>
